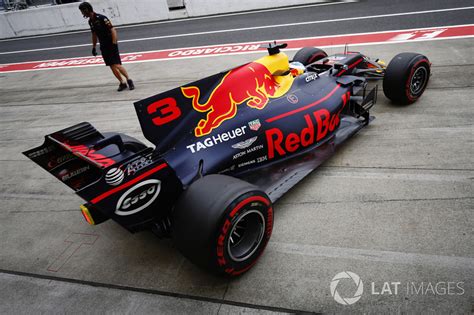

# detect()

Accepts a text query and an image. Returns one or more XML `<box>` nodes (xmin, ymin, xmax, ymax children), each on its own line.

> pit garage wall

<box><xmin>0</xmin><ymin>0</ymin><xmax>327</xmax><ymax>39</ymax></box>
<box><xmin>185</xmin><ymin>0</ymin><xmax>326</xmax><ymax>16</ymax></box>
<box><xmin>0</xmin><ymin>0</ymin><xmax>169</xmax><ymax>38</ymax></box>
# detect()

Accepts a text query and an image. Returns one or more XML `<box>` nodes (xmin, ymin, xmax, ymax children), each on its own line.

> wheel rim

<box><xmin>227</xmin><ymin>210</ymin><xmax>265</xmax><ymax>262</ymax></box>
<box><xmin>410</xmin><ymin>66</ymin><xmax>428</xmax><ymax>96</ymax></box>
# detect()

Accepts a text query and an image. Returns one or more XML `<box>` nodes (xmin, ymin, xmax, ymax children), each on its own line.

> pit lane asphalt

<box><xmin>0</xmin><ymin>3</ymin><xmax>473</xmax><ymax>315</ymax></box>
<box><xmin>0</xmin><ymin>0</ymin><xmax>473</xmax><ymax>63</ymax></box>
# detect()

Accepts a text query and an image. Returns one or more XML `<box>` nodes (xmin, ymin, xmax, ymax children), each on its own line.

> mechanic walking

<box><xmin>79</xmin><ymin>2</ymin><xmax>134</xmax><ymax>91</ymax></box>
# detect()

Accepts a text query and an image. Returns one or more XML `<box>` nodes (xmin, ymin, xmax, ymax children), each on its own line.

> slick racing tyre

<box><xmin>292</xmin><ymin>47</ymin><xmax>328</xmax><ymax>65</ymax></box>
<box><xmin>172</xmin><ymin>175</ymin><xmax>273</xmax><ymax>276</ymax></box>
<box><xmin>383</xmin><ymin>53</ymin><xmax>431</xmax><ymax>104</ymax></box>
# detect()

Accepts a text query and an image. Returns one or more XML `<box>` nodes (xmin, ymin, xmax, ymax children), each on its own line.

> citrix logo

<box><xmin>330</xmin><ymin>271</ymin><xmax>363</xmax><ymax>305</ymax></box>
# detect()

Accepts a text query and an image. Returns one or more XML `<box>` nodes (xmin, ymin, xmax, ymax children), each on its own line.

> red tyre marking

<box><xmin>231</xmin><ymin>206</ymin><xmax>273</xmax><ymax>276</ymax></box>
<box><xmin>216</xmin><ymin>195</ymin><xmax>272</xmax><ymax>273</ymax></box>
<box><xmin>308</xmin><ymin>53</ymin><xmax>326</xmax><ymax>64</ymax></box>
<box><xmin>265</xmin><ymin>206</ymin><xmax>273</xmax><ymax>240</ymax></box>
<box><xmin>231</xmin><ymin>256</ymin><xmax>261</xmax><ymax>276</ymax></box>
<box><xmin>229</xmin><ymin>195</ymin><xmax>270</xmax><ymax>218</ymax></box>
<box><xmin>405</xmin><ymin>58</ymin><xmax>429</xmax><ymax>102</ymax></box>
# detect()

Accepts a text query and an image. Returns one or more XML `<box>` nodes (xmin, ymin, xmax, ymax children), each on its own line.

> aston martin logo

<box><xmin>232</xmin><ymin>136</ymin><xmax>258</xmax><ymax>149</ymax></box>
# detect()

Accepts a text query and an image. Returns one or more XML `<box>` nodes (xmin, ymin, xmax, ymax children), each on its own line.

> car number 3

<box><xmin>147</xmin><ymin>97</ymin><xmax>181</xmax><ymax>126</ymax></box>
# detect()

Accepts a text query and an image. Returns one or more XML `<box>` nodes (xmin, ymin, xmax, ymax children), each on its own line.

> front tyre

<box><xmin>292</xmin><ymin>47</ymin><xmax>328</xmax><ymax>65</ymax></box>
<box><xmin>172</xmin><ymin>175</ymin><xmax>273</xmax><ymax>276</ymax></box>
<box><xmin>383</xmin><ymin>53</ymin><xmax>430</xmax><ymax>104</ymax></box>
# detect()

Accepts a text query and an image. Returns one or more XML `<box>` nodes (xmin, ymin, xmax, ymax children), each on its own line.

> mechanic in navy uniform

<box><xmin>79</xmin><ymin>2</ymin><xmax>134</xmax><ymax>91</ymax></box>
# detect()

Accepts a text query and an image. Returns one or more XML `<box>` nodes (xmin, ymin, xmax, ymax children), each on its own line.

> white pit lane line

<box><xmin>1</xmin><ymin>24</ymin><xmax>472</xmax><ymax>73</ymax></box>
<box><xmin>0</xmin><ymin>6</ymin><xmax>473</xmax><ymax>56</ymax></box>
<box><xmin>0</xmin><ymin>1</ymin><xmax>358</xmax><ymax>43</ymax></box>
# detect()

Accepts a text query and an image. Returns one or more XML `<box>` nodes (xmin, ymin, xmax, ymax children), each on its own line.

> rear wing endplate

<box><xmin>23</xmin><ymin>122</ymin><xmax>119</xmax><ymax>191</ymax></box>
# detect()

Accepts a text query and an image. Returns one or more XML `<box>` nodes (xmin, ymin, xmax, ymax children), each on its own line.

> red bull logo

<box><xmin>265</xmin><ymin>91</ymin><xmax>350</xmax><ymax>159</ymax></box>
<box><xmin>181</xmin><ymin>62</ymin><xmax>279</xmax><ymax>137</ymax></box>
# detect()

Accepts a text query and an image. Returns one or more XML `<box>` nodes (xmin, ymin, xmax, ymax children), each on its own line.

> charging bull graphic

<box><xmin>182</xmin><ymin>62</ymin><xmax>280</xmax><ymax>137</ymax></box>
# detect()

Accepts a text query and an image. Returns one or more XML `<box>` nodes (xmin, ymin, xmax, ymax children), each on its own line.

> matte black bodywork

<box><xmin>24</xmin><ymin>48</ymin><xmax>379</xmax><ymax>233</ymax></box>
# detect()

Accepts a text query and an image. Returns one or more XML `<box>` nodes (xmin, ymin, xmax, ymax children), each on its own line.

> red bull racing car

<box><xmin>24</xmin><ymin>43</ymin><xmax>431</xmax><ymax>276</ymax></box>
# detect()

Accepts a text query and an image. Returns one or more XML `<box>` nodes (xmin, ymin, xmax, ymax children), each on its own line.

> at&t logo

<box><xmin>330</xmin><ymin>271</ymin><xmax>363</xmax><ymax>305</ymax></box>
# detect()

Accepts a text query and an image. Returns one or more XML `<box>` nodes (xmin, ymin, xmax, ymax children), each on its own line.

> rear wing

<box><xmin>23</xmin><ymin>122</ymin><xmax>184</xmax><ymax>232</ymax></box>
<box><xmin>23</xmin><ymin>122</ymin><xmax>121</xmax><ymax>192</ymax></box>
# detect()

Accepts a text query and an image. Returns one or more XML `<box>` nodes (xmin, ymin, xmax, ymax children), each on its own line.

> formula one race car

<box><xmin>24</xmin><ymin>43</ymin><xmax>430</xmax><ymax>276</ymax></box>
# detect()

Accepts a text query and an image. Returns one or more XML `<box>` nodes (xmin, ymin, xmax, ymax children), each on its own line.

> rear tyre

<box><xmin>383</xmin><ymin>53</ymin><xmax>430</xmax><ymax>104</ymax></box>
<box><xmin>292</xmin><ymin>47</ymin><xmax>328</xmax><ymax>65</ymax></box>
<box><xmin>172</xmin><ymin>175</ymin><xmax>273</xmax><ymax>276</ymax></box>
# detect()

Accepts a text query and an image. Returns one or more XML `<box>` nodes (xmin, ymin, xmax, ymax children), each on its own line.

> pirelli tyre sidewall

<box><xmin>292</xmin><ymin>47</ymin><xmax>328</xmax><ymax>65</ymax></box>
<box><xmin>383</xmin><ymin>53</ymin><xmax>431</xmax><ymax>104</ymax></box>
<box><xmin>172</xmin><ymin>175</ymin><xmax>273</xmax><ymax>276</ymax></box>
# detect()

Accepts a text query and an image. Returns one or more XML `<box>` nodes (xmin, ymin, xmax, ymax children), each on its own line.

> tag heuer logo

<box><xmin>248</xmin><ymin>119</ymin><xmax>261</xmax><ymax>131</ymax></box>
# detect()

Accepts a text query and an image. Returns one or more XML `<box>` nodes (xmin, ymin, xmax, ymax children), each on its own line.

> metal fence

<box><xmin>1</xmin><ymin>0</ymin><xmax>79</xmax><ymax>11</ymax></box>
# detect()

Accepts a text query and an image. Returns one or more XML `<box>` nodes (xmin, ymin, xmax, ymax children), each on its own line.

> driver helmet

<box><xmin>289</xmin><ymin>61</ymin><xmax>305</xmax><ymax>76</ymax></box>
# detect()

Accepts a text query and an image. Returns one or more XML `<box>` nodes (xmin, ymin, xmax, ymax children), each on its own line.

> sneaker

<box><xmin>117</xmin><ymin>83</ymin><xmax>127</xmax><ymax>92</ymax></box>
<box><xmin>127</xmin><ymin>79</ymin><xmax>135</xmax><ymax>90</ymax></box>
